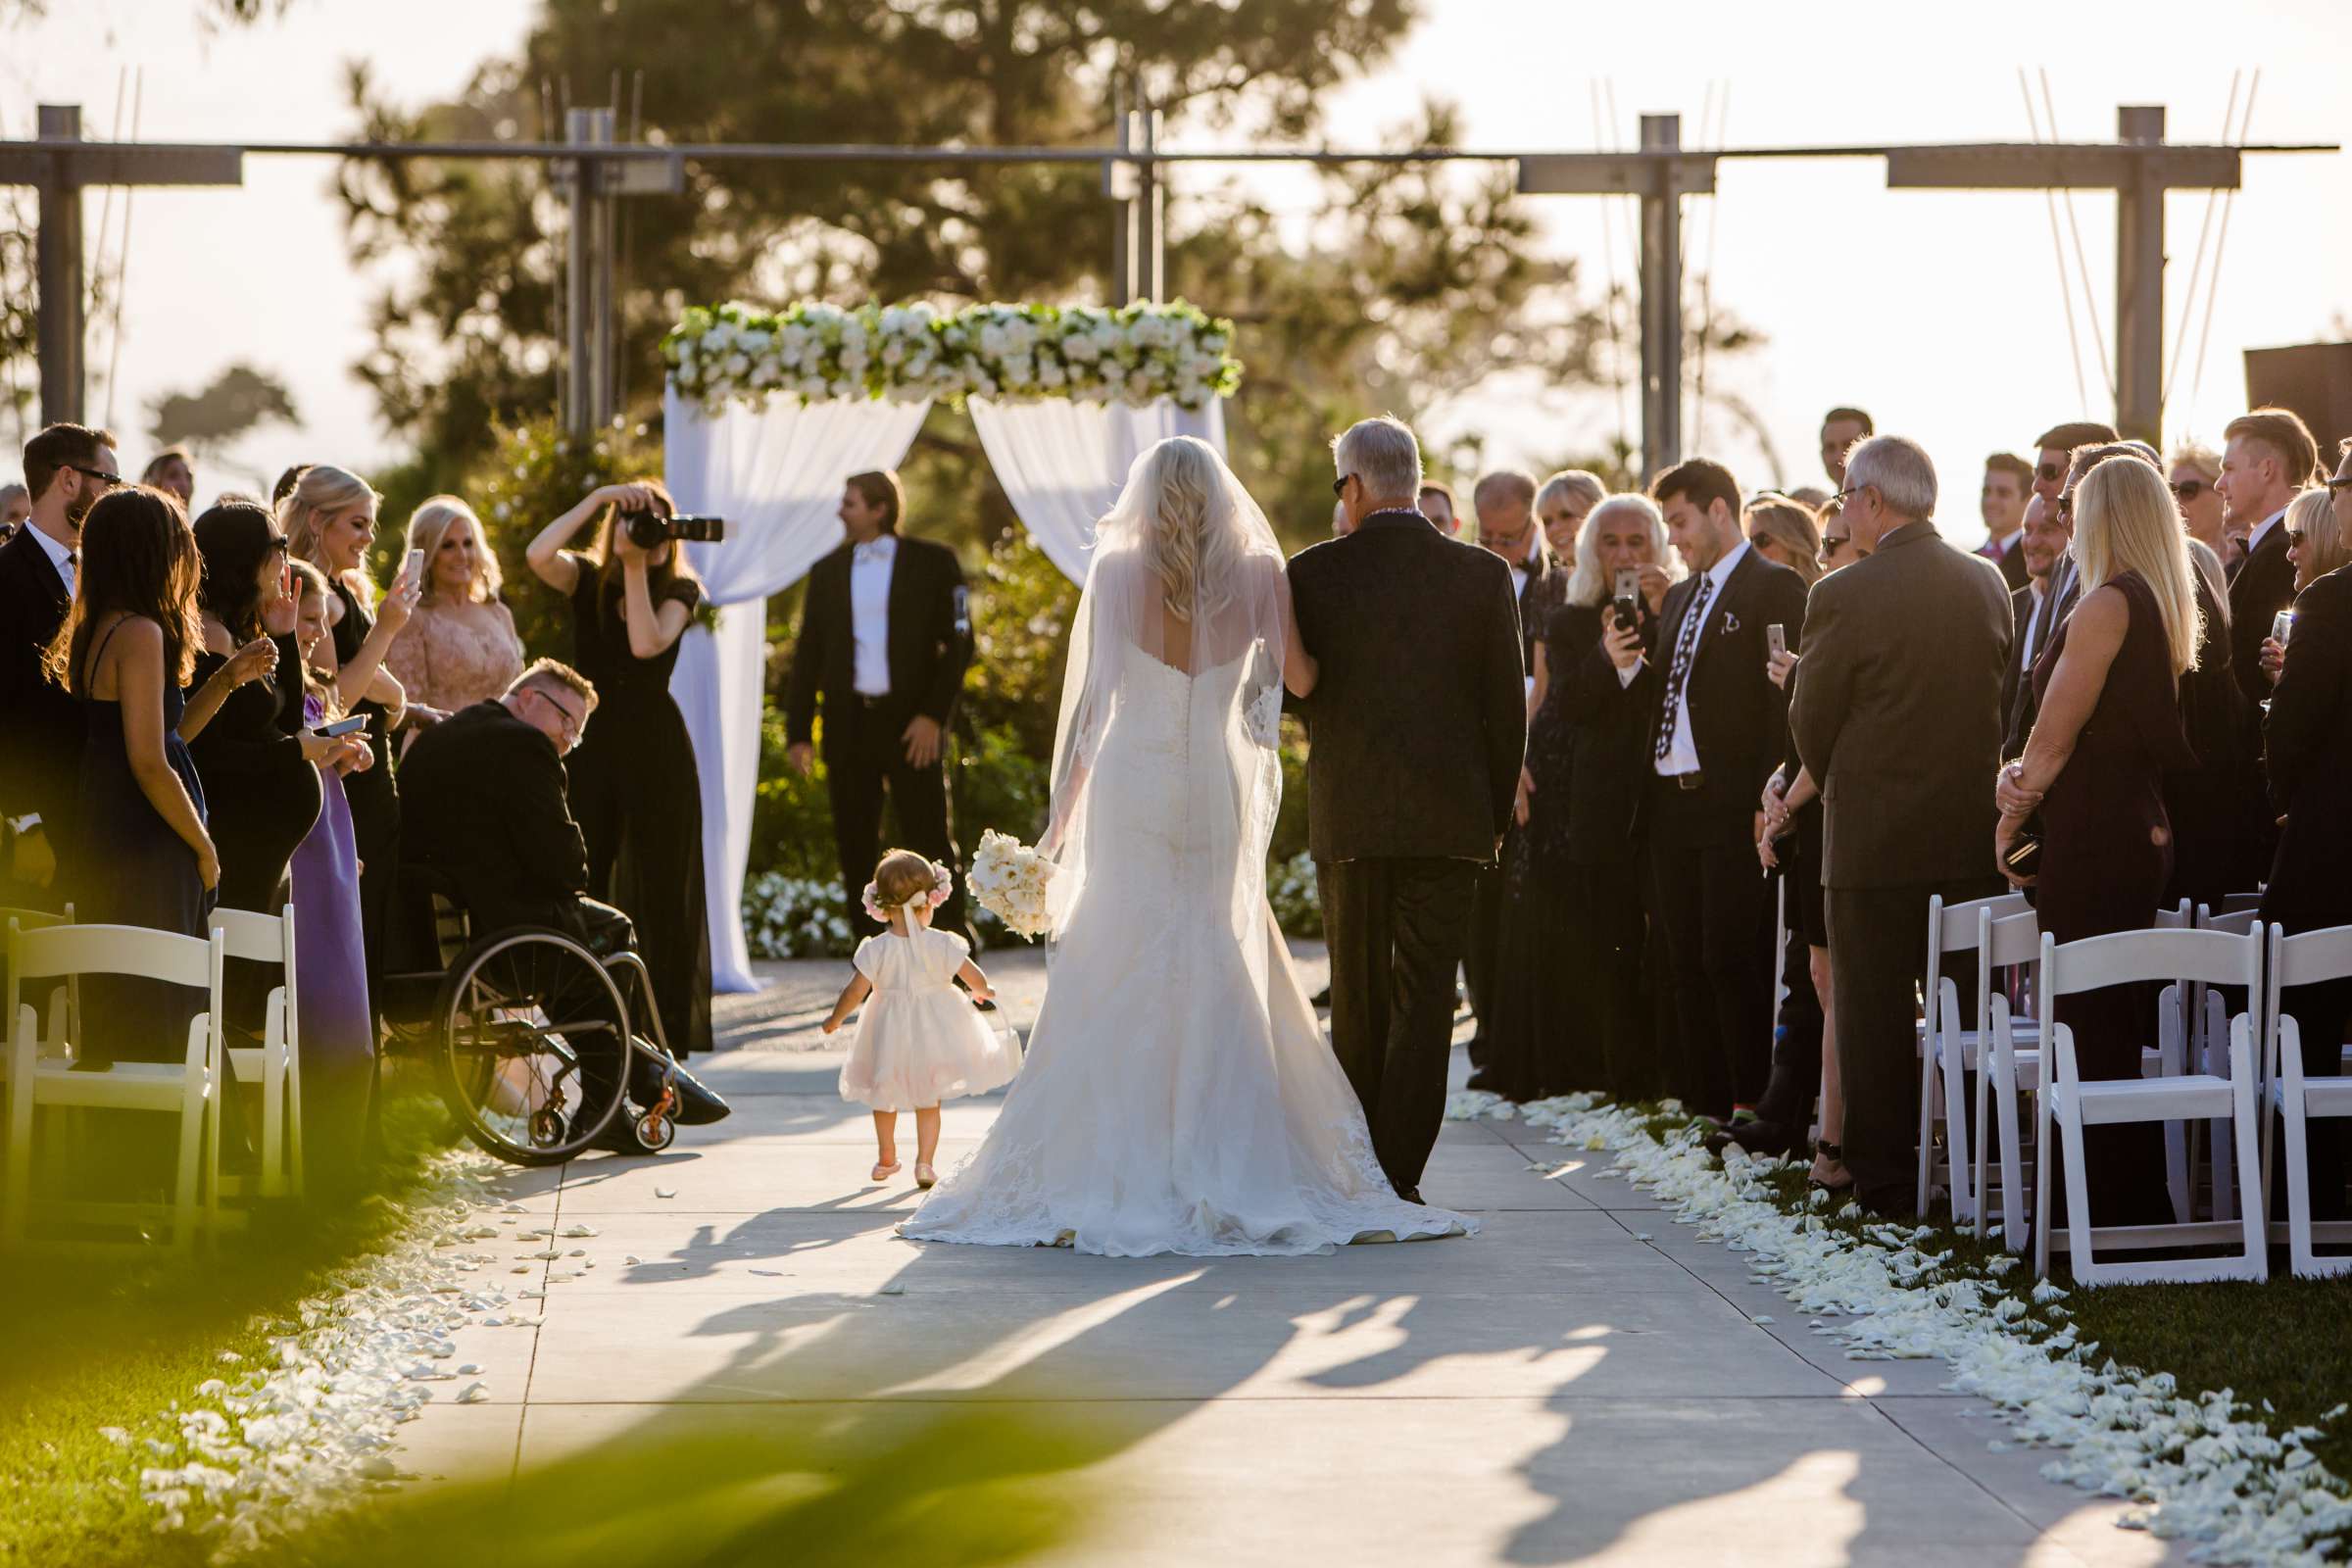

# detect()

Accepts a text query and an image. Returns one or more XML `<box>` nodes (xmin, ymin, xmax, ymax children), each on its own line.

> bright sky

<box><xmin>9</xmin><ymin>0</ymin><xmax>2348</xmax><ymax>534</ymax></box>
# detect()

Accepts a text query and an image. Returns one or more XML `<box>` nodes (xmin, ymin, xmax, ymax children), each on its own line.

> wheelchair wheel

<box><xmin>435</xmin><ymin>927</ymin><xmax>634</xmax><ymax>1165</ymax></box>
<box><xmin>632</xmin><ymin>1108</ymin><xmax>676</xmax><ymax>1152</ymax></box>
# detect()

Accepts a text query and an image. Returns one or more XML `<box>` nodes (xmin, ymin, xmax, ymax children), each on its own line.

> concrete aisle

<box><xmin>395</xmin><ymin>946</ymin><xmax>2183</xmax><ymax>1567</ymax></box>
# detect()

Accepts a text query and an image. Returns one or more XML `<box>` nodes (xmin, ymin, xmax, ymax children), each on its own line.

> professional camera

<box><xmin>621</xmin><ymin>499</ymin><xmax>727</xmax><ymax>551</ymax></box>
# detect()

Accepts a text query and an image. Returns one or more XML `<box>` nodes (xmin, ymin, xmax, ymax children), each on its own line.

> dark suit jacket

<box><xmin>1791</xmin><ymin>520</ymin><xmax>2014</xmax><ymax>890</ymax></box>
<box><xmin>2005</xmin><ymin>560</ymin><xmax>2082</xmax><ymax>758</ymax></box>
<box><xmin>784</xmin><ymin>534</ymin><xmax>972</xmax><ymax>751</ymax></box>
<box><xmin>2262</xmin><ymin>564</ymin><xmax>2352</xmax><ymax>932</ymax></box>
<box><xmin>1288</xmin><ymin>510</ymin><xmax>1527</xmax><ymax>863</ymax></box>
<box><xmin>1624</xmin><ymin>545</ymin><xmax>1809</xmax><ymax>846</ymax></box>
<box><xmin>2229</xmin><ymin>519</ymin><xmax>2295</xmax><ymax>709</ymax></box>
<box><xmin>0</xmin><ymin>526</ymin><xmax>80</xmax><ymax>862</ymax></box>
<box><xmin>2166</xmin><ymin>566</ymin><xmax>2268</xmax><ymax>906</ymax></box>
<box><xmin>1999</xmin><ymin>582</ymin><xmax>2036</xmax><ymax>734</ymax></box>
<box><xmin>397</xmin><ymin>700</ymin><xmax>590</xmax><ymax>937</ymax></box>
<box><xmin>1985</xmin><ymin>532</ymin><xmax>2031</xmax><ymax>592</ymax></box>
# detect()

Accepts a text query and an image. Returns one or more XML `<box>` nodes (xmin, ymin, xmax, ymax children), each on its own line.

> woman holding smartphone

<box><xmin>1478</xmin><ymin>492</ymin><xmax>1676</xmax><ymax>1102</ymax></box>
<box><xmin>282</xmin><ymin>465</ymin><xmax>418</xmax><ymax>997</ymax></box>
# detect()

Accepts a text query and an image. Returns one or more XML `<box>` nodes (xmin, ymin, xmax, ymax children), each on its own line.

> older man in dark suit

<box><xmin>1792</xmin><ymin>434</ymin><xmax>2013</xmax><ymax>1216</ymax></box>
<box><xmin>0</xmin><ymin>423</ymin><xmax>120</xmax><ymax>909</ymax></box>
<box><xmin>1608</xmin><ymin>457</ymin><xmax>1808</xmax><ymax>1121</ymax></box>
<box><xmin>1291</xmin><ymin>417</ymin><xmax>1526</xmax><ymax>1202</ymax></box>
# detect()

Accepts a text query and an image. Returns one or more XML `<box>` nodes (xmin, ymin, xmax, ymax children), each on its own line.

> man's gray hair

<box><xmin>1843</xmin><ymin>434</ymin><xmax>1937</xmax><ymax>520</ymax></box>
<box><xmin>1331</xmin><ymin>416</ymin><xmax>1424</xmax><ymax>506</ymax></box>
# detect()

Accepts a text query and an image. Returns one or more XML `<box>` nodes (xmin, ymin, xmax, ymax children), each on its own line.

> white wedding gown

<box><xmin>900</xmin><ymin>637</ymin><xmax>1476</xmax><ymax>1257</ymax></box>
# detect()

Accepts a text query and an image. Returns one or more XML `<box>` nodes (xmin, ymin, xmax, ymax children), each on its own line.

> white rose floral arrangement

<box><xmin>662</xmin><ymin>299</ymin><xmax>1241</xmax><ymax>413</ymax></box>
<box><xmin>966</xmin><ymin>829</ymin><xmax>1059</xmax><ymax>942</ymax></box>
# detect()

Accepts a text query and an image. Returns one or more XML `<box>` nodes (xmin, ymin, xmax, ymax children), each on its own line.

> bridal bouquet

<box><xmin>968</xmin><ymin>829</ymin><xmax>1058</xmax><ymax>941</ymax></box>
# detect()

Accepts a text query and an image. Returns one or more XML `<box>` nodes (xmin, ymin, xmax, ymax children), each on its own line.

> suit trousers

<box><xmin>1318</xmin><ymin>857</ymin><xmax>1480</xmax><ymax>1196</ymax></box>
<box><xmin>1827</xmin><ymin>877</ymin><xmax>1998</xmax><ymax>1215</ymax></box>
<box><xmin>1564</xmin><ymin>860</ymin><xmax>1655</xmax><ymax>1102</ymax></box>
<box><xmin>1644</xmin><ymin>787</ymin><xmax>1776</xmax><ymax>1117</ymax></box>
<box><xmin>825</xmin><ymin>697</ymin><xmax>970</xmax><ymax>943</ymax></box>
<box><xmin>1755</xmin><ymin>896</ymin><xmax>1824</xmax><ymax>1132</ymax></box>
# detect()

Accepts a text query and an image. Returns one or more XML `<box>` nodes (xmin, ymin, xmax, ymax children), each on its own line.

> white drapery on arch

<box><xmin>664</xmin><ymin>385</ymin><xmax>932</xmax><ymax>991</ymax></box>
<box><xmin>965</xmin><ymin>396</ymin><xmax>1228</xmax><ymax>582</ymax></box>
<box><xmin>664</xmin><ymin>384</ymin><xmax>1228</xmax><ymax>991</ymax></box>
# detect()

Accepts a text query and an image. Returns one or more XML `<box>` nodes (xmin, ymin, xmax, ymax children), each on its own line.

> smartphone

<box><xmin>1766</xmin><ymin>623</ymin><xmax>1788</xmax><ymax>660</ymax></box>
<box><xmin>1612</xmin><ymin>567</ymin><xmax>1641</xmax><ymax>632</ymax></box>
<box><xmin>406</xmin><ymin>547</ymin><xmax>425</xmax><ymax>586</ymax></box>
<box><xmin>313</xmin><ymin>713</ymin><xmax>368</xmax><ymax>739</ymax></box>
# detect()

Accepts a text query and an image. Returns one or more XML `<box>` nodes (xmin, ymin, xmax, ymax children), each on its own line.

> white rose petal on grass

<box><xmin>559</xmin><ymin>1225</ymin><xmax>599</xmax><ymax>1239</ymax></box>
<box><xmin>456</xmin><ymin>1384</ymin><xmax>491</xmax><ymax>1405</ymax></box>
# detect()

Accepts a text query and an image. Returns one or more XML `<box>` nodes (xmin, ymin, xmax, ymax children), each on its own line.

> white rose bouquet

<box><xmin>967</xmin><ymin>829</ymin><xmax>1059</xmax><ymax>941</ymax></box>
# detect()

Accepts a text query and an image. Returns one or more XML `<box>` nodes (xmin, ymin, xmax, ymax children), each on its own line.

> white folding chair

<box><xmin>5</xmin><ymin>922</ymin><xmax>226</xmax><ymax>1254</ymax></box>
<box><xmin>210</xmin><ymin>906</ymin><xmax>302</xmax><ymax>1202</ymax></box>
<box><xmin>1916</xmin><ymin>891</ymin><xmax>2031</xmax><ymax>1217</ymax></box>
<box><xmin>2262</xmin><ymin>922</ymin><xmax>2352</xmax><ymax>1279</ymax></box>
<box><xmin>1973</xmin><ymin>908</ymin><xmax>2042</xmax><ymax>1247</ymax></box>
<box><xmin>2033</xmin><ymin>924</ymin><xmax>2267</xmax><ymax>1285</ymax></box>
<box><xmin>2192</xmin><ymin>905</ymin><xmax>2264</xmax><ymax>1223</ymax></box>
<box><xmin>2144</xmin><ymin>900</ymin><xmax>2196</xmax><ymax>1223</ymax></box>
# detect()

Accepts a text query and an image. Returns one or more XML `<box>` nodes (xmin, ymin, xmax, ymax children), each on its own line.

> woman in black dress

<box><xmin>282</xmin><ymin>466</ymin><xmax>419</xmax><ymax>996</ymax></box>
<box><xmin>191</xmin><ymin>501</ymin><xmax>371</xmax><ymax>1026</ymax></box>
<box><xmin>48</xmin><ymin>486</ymin><xmax>221</xmax><ymax>1071</ymax></box>
<box><xmin>2162</xmin><ymin>539</ymin><xmax>2265</xmax><ymax>909</ymax></box>
<box><xmin>1996</xmin><ymin>453</ymin><xmax>2201</xmax><ymax>1227</ymax></box>
<box><xmin>1481</xmin><ymin>492</ymin><xmax>1676</xmax><ymax>1102</ymax></box>
<box><xmin>526</xmin><ymin>480</ymin><xmax>713</xmax><ymax>1059</ymax></box>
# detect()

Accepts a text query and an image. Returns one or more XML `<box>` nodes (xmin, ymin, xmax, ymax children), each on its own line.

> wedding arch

<box><xmin>659</xmin><ymin>298</ymin><xmax>1243</xmax><ymax>990</ymax></box>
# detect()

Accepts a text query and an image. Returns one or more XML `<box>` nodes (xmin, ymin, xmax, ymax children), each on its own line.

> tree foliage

<box><xmin>148</xmin><ymin>363</ymin><xmax>299</xmax><ymax>456</ymax></box>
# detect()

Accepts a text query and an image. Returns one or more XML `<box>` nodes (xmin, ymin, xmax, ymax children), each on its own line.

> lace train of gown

<box><xmin>900</xmin><ymin>645</ymin><xmax>1476</xmax><ymax>1257</ymax></box>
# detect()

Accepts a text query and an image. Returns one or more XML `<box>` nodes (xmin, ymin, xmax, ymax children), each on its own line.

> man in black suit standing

<box><xmin>0</xmin><ymin>422</ymin><xmax>119</xmax><ymax>909</ymax></box>
<box><xmin>1461</xmin><ymin>468</ymin><xmax>1561</xmax><ymax>1076</ymax></box>
<box><xmin>1609</xmin><ymin>457</ymin><xmax>1807</xmax><ymax>1120</ymax></box>
<box><xmin>1290</xmin><ymin>416</ymin><xmax>1525</xmax><ymax>1203</ymax></box>
<box><xmin>2000</xmin><ymin>491</ymin><xmax>2074</xmax><ymax>753</ymax></box>
<box><xmin>785</xmin><ymin>469</ymin><xmax>976</xmax><ymax>943</ymax></box>
<box><xmin>2219</xmin><ymin>407</ymin><xmax>2318</xmax><ymax>707</ymax></box>
<box><xmin>1792</xmin><ymin>435</ymin><xmax>2012</xmax><ymax>1216</ymax></box>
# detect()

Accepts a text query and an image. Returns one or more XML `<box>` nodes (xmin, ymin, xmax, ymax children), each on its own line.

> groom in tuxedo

<box><xmin>784</xmin><ymin>469</ymin><xmax>977</xmax><ymax>944</ymax></box>
<box><xmin>1290</xmin><ymin>416</ymin><xmax>1528</xmax><ymax>1202</ymax></box>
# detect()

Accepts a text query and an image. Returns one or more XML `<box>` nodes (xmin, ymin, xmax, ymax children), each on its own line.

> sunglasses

<box><xmin>2285</xmin><ymin>529</ymin><xmax>2307</xmax><ymax>548</ymax></box>
<box><xmin>1818</xmin><ymin>535</ymin><xmax>1854</xmax><ymax>562</ymax></box>
<box><xmin>2170</xmin><ymin>479</ymin><xmax>2208</xmax><ymax>501</ymax></box>
<box><xmin>2326</xmin><ymin>477</ymin><xmax>2352</xmax><ymax>493</ymax></box>
<box><xmin>2036</xmin><ymin>462</ymin><xmax>2063</xmax><ymax>483</ymax></box>
<box><xmin>1331</xmin><ymin>474</ymin><xmax>1355</xmax><ymax>499</ymax></box>
<box><xmin>68</xmin><ymin>463</ymin><xmax>124</xmax><ymax>488</ymax></box>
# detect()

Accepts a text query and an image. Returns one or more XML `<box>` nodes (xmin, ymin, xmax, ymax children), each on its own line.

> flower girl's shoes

<box><xmin>915</xmin><ymin>1163</ymin><xmax>938</xmax><ymax>1190</ymax></box>
<box><xmin>871</xmin><ymin>1160</ymin><xmax>902</xmax><ymax>1183</ymax></box>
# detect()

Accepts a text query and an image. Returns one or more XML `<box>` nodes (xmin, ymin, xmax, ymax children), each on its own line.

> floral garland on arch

<box><xmin>661</xmin><ymin>299</ymin><xmax>1242</xmax><ymax>412</ymax></box>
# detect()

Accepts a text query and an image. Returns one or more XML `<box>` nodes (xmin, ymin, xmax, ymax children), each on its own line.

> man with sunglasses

<box><xmin>0</xmin><ymin>422</ymin><xmax>121</xmax><ymax>908</ymax></box>
<box><xmin>2029</xmin><ymin>420</ymin><xmax>2119</xmax><ymax>510</ymax></box>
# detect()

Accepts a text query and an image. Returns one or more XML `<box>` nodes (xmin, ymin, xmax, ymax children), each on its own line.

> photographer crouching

<box><xmin>525</xmin><ymin>480</ymin><xmax>722</xmax><ymax>1058</ymax></box>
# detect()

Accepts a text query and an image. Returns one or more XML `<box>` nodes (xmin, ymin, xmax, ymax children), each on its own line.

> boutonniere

<box><xmin>1720</xmin><ymin>611</ymin><xmax>1740</xmax><ymax>635</ymax></box>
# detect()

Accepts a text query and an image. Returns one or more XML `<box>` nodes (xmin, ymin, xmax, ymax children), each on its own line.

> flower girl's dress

<box><xmin>839</xmin><ymin>927</ymin><xmax>1020</xmax><ymax>1111</ymax></box>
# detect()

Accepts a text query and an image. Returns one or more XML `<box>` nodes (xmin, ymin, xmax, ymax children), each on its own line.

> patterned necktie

<box><xmin>1653</xmin><ymin>574</ymin><xmax>1716</xmax><ymax>762</ymax></box>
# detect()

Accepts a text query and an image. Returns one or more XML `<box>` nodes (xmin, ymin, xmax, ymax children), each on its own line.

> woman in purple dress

<box><xmin>286</xmin><ymin>560</ymin><xmax>378</xmax><ymax>1196</ymax></box>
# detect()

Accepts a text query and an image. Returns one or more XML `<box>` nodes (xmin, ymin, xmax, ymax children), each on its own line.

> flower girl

<box><xmin>822</xmin><ymin>850</ymin><xmax>1021</xmax><ymax>1187</ymax></box>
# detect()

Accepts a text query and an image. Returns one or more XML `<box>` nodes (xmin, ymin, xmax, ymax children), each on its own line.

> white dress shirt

<box><xmin>28</xmin><ymin>521</ymin><xmax>74</xmax><ymax>599</ymax></box>
<box><xmin>850</xmin><ymin>533</ymin><xmax>897</xmax><ymax>697</ymax></box>
<box><xmin>1654</xmin><ymin>538</ymin><xmax>1750</xmax><ymax>778</ymax></box>
<box><xmin>2016</xmin><ymin>579</ymin><xmax>2048</xmax><ymax>673</ymax></box>
<box><xmin>2247</xmin><ymin>507</ymin><xmax>2288</xmax><ymax>558</ymax></box>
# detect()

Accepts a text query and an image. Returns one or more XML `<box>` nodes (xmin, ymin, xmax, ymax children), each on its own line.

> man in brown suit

<box><xmin>1791</xmin><ymin>434</ymin><xmax>2013</xmax><ymax>1216</ymax></box>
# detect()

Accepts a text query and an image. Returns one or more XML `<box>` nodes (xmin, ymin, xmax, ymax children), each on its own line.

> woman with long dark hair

<box><xmin>282</xmin><ymin>466</ymin><xmax>418</xmax><ymax>997</ymax></box>
<box><xmin>43</xmin><ymin>488</ymin><xmax>257</xmax><ymax>1067</ymax></box>
<box><xmin>526</xmin><ymin>479</ymin><xmax>713</xmax><ymax>1059</ymax></box>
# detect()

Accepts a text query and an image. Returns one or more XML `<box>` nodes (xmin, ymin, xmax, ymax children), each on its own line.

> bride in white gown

<box><xmin>900</xmin><ymin>437</ymin><xmax>1475</xmax><ymax>1257</ymax></box>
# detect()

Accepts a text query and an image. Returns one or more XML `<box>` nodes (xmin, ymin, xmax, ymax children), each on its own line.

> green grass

<box><xmin>1627</xmin><ymin>1105</ymin><xmax>2352</xmax><ymax>1484</ymax></box>
<box><xmin>0</xmin><ymin>1095</ymin><xmax>462</xmax><ymax>1568</ymax></box>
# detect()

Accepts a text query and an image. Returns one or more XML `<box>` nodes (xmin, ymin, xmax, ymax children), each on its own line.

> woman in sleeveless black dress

<box><xmin>527</xmin><ymin>480</ymin><xmax>714</xmax><ymax>1059</ymax></box>
<box><xmin>1999</xmin><ymin>457</ymin><xmax>2201</xmax><ymax>1229</ymax></box>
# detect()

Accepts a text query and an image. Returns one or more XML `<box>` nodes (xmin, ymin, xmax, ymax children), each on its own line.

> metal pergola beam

<box><xmin>0</xmin><ymin>107</ymin><xmax>2330</xmax><ymax>457</ymax></box>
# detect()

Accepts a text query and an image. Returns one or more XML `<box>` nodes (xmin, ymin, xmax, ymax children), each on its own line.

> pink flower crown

<box><xmin>861</xmin><ymin>861</ymin><xmax>955</xmax><ymax>924</ymax></box>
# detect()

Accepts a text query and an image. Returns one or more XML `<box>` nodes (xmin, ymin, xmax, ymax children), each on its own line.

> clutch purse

<box><xmin>2002</xmin><ymin>832</ymin><xmax>2042</xmax><ymax>880</ymax></box>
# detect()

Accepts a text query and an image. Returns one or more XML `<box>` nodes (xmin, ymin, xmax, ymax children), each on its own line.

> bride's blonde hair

<box><xmin>1139</xmin><ymin>436</ymin><xmax>1240</xmax><ymax>623</ymax></box>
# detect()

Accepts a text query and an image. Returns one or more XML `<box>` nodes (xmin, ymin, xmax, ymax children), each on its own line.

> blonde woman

<box><xmin>1743</xmin><ymin>493</ymin><xmax>1824</xmax><ymax>589</ymax></box>
<box><xmin>283</xmin><ymin>463</ymin><xmax>420</xmax><ymax>993</ymax></box>
<box><xmin>2259</xmin><ymin>489</ymin><xmax>2351</xmax><ymax>685</ymax></box>
<box><xmin>2167</xmin><ymin>441</ymin><xmax>2228</xmax><ymax>561</ymax></box>
<box><xmin>384</xmin><ymin>495</ymin><xmax>525</xmax><ymax>713</ymax></box>
<box><xmin>1535</xmin><ymin>469</ymin><xmax>1604</xmax><ymax>560</ymax></box>
<box><xmin>1995</xmin><ymin>452</ymin><xmax>2199</xmax><ymax>1227</ymax></box>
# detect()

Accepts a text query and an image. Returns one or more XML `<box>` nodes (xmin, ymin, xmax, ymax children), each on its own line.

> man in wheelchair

<box><xmin>398</xmin><ymin>660</ymin><xmax>726</xmax><ymax>1152</ymax></box>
